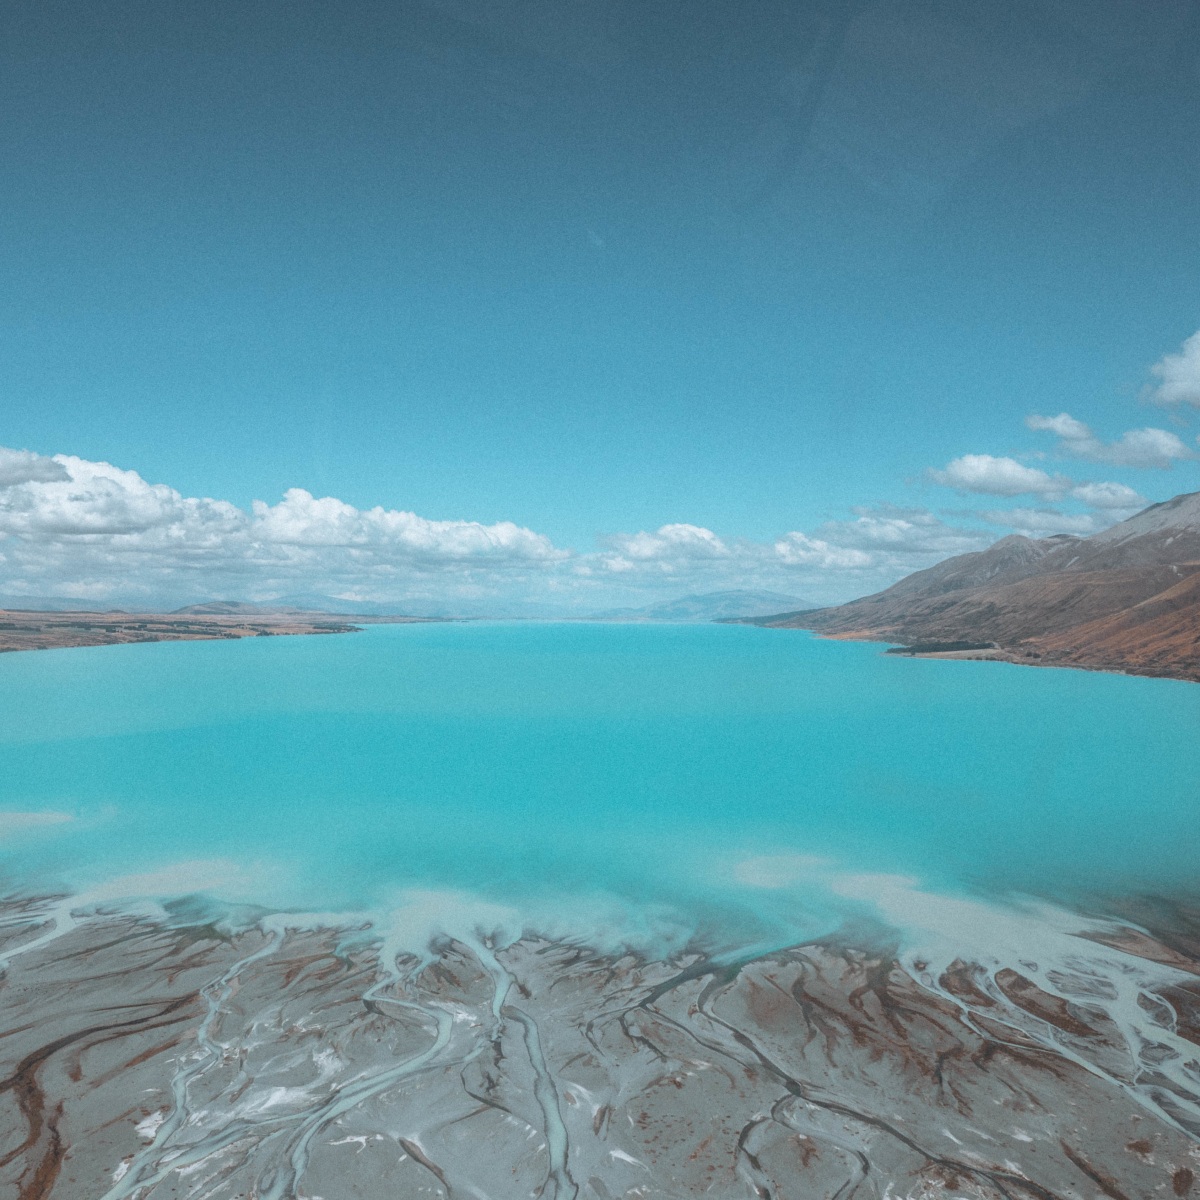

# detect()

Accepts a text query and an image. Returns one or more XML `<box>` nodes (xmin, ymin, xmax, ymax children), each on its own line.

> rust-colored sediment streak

<box><xmin>1060</xmin><ymin>1141</ymin><xmax>1133</xmax><ymax>1200</ymax></box>
<box><xmin>0</xmin><ymin>996</ymin><xmax>197</xmax><ymax>1200</ymax></box>
<box><xmin>1</xmin><ymin>908</ymin><xmax>1197</xmax><ymax>1199</ymax></box>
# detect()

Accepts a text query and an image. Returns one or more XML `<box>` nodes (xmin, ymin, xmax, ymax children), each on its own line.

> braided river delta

<box><xmin>0</xmin><ymin>622</ymin><xmax>1197</xmax><ymax>1199</ymax></box>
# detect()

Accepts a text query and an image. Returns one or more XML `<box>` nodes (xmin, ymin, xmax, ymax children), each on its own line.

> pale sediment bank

<box><xmin>1</xmin><ymin>897</ymin><xmax>1197</xmax><ymax>1199</ymax></box>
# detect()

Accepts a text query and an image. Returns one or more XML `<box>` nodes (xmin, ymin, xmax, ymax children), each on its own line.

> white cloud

<box><xmin>1147</xmin><ymin>329</ymin><xmax>1200</xmax><ymax>407</ymax></box>
<box><xmin>7</xmin><ymin>444</ymin><xmax>965</xmax><ymax>609</ymax></box>
<box><xmin>0</xmin><ymin>447</ymin><xmax>70</xmax><ymax>488</ymax></box>
<box><xmin>773</xmin><ymin>532</ymin><xmax>872</xmax><ymax>569</ymax></box>
<box><xmin>0</xmin><ymin>458</ymin><xmax>560</xmax><ymax>563</ymax></box>
<box><xmin>1024</xmin><ymin>412</ymin><xmax>1090</xmax><ymax>441</ymax></box>
<box><xmin>1027</xmin><ymin>412</ymin><xmax>1194</xmax><ymax>469</ymax></box>
<box><xmin>1095</xmin><ymin>427</ymin><xmax>1194</xmax><ymax>468</ymax></box>
<box><xmin>250</xmin><ymin>488</ymin><xmax>559</xmax><ymax>562</ymax></box>
<box><xmin>929</xmin><ymin>454</ymin><xmax>1068</xmax><ymax>498</ymax></box>
<box><xmin>0</xmin><ymin>454</ymin><xmax>240</xmax><ymax>538</ymax></box>
<box><xmin>602</xmin><ymin>523</ymin><xmax>731</xmax><ymax>564</ymax></box>
<box><xmin>1068</xmin><ymin>480</ymin><xmax>1145</xmax><ymax>511</ymax></box>
<box><xmin>603</xmin><ymin>511</ymin><xmax>988</xmax><ymax>580</ymax></box>
<box><xmin>978</xmin><ymin>507</ymin><xmax>1105</xmax><ymax>536</ymax></box>
<box><xmin>592</xmin><ymin>508</ymin><xmax>995</xmax><ymax>603</ymax></box>
<box><xmin>0</xmin><ymin>447</ymin><xmax>567</xmax><ymax>608</ymax></box>
<box><xmin>0</xmin><ymin>444</ymin><xmax>1061</xmax><ymax>611</ymax></box>
<box><xmin>930</xmin><ymin>449</ymin><xmax>1151</xmax><ymax>525</ymax></box>
<box><xmin>781</xmin><ymin>506</ymin><xmax>995</xmax><ymax>581</ymax></box>
<box><xmin>810</xmin><ymin>505</ymin><xmax>988</xmax><ymax>556</ymax></box>
<box><xmin>0</xmin><ymin>428</ymin><xmax>1172</xmax><ymax>615</ymax></box>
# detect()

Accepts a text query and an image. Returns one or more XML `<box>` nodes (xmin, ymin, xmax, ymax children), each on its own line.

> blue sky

<box><xmin>2</xmin><ymin>1</ymin><xmax>1198</xmax><ymax>611</ymax></box>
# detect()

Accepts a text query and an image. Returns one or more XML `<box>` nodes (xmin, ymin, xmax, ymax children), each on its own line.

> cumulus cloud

<box><xmin>978</xmin><ymin>507</ymin><xmax>1106</xmax><ymax>536</ymax></box>
<box><xmin>928</xmin><ymin>450</ymin><xmax>1151</xmax><ymax>529</ymax></box>
<box><xmin>1068</xmin><ymin>480</ymin><xmax>1145</xmax><ymax>511</ymax></box>
<box><xmin>0</xmin><ymin>454</ymin><xmax>240</xmax><ymax>538</ymax></box>
<box><xmin>584</xmin><ymin>507</ymin><xmax>998</xmax><ymax>601</ymax></box>
<box><xmin>2</xmin><ymin>435</ymin><xmax>1163</xmax><ymax>614</ymax></box>
<box><xmin>1024</xmin><ymin>412</ymin><xmax>1090</xmax><ymax>442</ymax></box>
<box><xmin>1147</xmin><ymin>329</ymin><xmax>1200</xmax><ymax>407</ymax></box>
<box><xmin>0</xmin><ymin>447</ymin><xmax>565</xmax><ymax>608</ymax></box>
<box><xmin>7</xmin><ymin>444</ymin><xmax>983</xmax><ymax>609</ymax></box>
<box><xmin>809</xmin><ymin>505</ymin><xmax>989</xmax><ymax>556</ymax></box>
<box><xmin>601</xmin><ymin>523</ymin><xmax>731</xmax><ymax>566</ymax></box>
<box><xmin>603</xmin><ymin>509</ymin><xmax>987</xmax><ymax>580</ymax></box>
<box><xmin>1027</xmin><ymin>412</ymin><xmax>1194</xmax><ymax>469</ymax></box>
<box><xmin>250</xmin><ymin>488</ymin><xmax>558</xmax><ymax>562</ymax></box>
<box><xmin>773</xmin><ymin>532</ymin><xmax>872</xmax><ymax>569</ymax></box>
<box><xmin>2</xmin><ymin>444</ymin><xmax>1075</xmax><ymax>611</ymax></box>
<box><xmin>0</xmin><ymin>447</ymin><xmax>70</xmax><ymax>488</ymax></box>
<box><xmin>929</xmin><ymin>454</ymin><xmax>1069</xmax><ymax>498</ymax></box>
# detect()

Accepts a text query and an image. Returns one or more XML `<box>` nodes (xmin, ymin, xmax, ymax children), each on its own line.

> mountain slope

<box><xmin>753</xmin><ymin>490</ymin><xmax>1200</xmax><ymax>682</ymax></box>
<box><xmin>1024</xmin><ymin>570</ymin><xmax>1200</xmax><ymax>679</ymax></box>
<box><xmin>779</xmin><ymin>534</ymin><xmax>1075</xmax><ymax>635</ymax></box>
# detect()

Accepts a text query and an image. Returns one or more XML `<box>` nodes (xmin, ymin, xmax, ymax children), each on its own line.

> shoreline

<box><xmin>886</xmin><ymin>640</ymin><xmax>1200</xmax><ymax>683</ymax></box>
<box><xmin>883</xmin><ymin>639</ymin><xmax>1200</xmax><ymax>682</ymax></box>
<box><xmin>2</xmin><ymin>893</ymin><xmax>1197</xmax><ymax>1198</ymax></box>
<box><xmin>11</xmin><ymin>612</ymin><xmax>1193</xmax><ymax>688</ymax></box>
<box><xmin>0</xmin><ymin>609</ymin><xmax>445</xmax><ymax>655</ymax></box>
<box><xmin>759</xmin><ymin>625</ymin><xmax>1200</xmax><ymax>684</ymax></box>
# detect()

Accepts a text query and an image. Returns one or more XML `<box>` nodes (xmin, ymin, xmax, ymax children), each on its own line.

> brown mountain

<box><xmin>753</xmin><ymin>490</ymin><xmax>1200</xmax><ymax>682</ymax></box>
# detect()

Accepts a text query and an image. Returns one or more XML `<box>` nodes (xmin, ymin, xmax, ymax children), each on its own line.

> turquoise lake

<box><xmin>1</xmin><ymin>622</ymin><xmax>1197</xmax><ymax>954</ymax></box>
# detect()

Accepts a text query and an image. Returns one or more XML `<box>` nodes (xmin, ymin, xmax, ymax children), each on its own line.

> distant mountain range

<box><xmin>172</xmin><ymin>600</ymin><xmax>328</xmax><ymax>616</ymax></box>
<box><xmin>172</xmin><ymin>600</ymin><xmax>448</xmax><ymax>624</ymax></box>
<box><xmin>178</xmin><ymin>592</ymin><xmax>824</xmax><ymax>623</ymax></box>
<box><xmin>0</xmin><ymin>595</ymin><xmax>124</xmax><ymax>613</ymax></box>
<box><xmin>599</xmin><ymin>589</ymin><xmax>818</xmax><ymax>622</ymax></box>
<box><xmin>749</xmin><ymin>490</ymin><xmax>1200</xmax><ymax>682</ymax></box>
<box><xmin>178</xmin><ymin>597</ymin><xmax>470</xmax><ymax>618</ymax></box>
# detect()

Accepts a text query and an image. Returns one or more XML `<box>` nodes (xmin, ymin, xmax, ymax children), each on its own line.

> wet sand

<box><xmin>1</xmin><ymin>898</ymin><xmax>1197</xmax><ymax>1199</ymax></box>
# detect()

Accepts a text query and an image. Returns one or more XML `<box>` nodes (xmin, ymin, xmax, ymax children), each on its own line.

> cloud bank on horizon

<box><xmin>2</xmin><ymin>332</ymin><xmax>1197</xmax><ymax>613</ymax></box>
<box><xmin>0</xmin><ymin>447</ymin><xmax>977</xmax><ymax>611</ymax></box>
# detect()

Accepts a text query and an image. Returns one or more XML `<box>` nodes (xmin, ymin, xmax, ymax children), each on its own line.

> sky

<box><xmin>2</xmin><ymin>0</ymin><xmax>1199</xmax><ymax>613</ymax></box>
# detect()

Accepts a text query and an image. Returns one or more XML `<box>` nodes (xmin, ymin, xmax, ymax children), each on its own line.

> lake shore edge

<box><xmin>0</xmin><ymin>608</ymin><xmax>448</xmax><ymax>654</ymax></box>
<box><xmin>823</xmin><ymin>627</ymin><xmax>1200</xmax><ymax>684</ymax></box>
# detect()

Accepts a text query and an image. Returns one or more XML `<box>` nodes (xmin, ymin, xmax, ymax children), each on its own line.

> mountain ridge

<box><xmin>749</xmin><ymin>491</ymin><xmax>1200</xmax><ymax>682</ymax></box>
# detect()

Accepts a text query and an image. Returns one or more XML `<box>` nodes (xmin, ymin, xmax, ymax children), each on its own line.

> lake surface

<box><xmin>1</xmin><ymin>621</ymin><xmax>1196</xmax><ymax>958</ymax></box>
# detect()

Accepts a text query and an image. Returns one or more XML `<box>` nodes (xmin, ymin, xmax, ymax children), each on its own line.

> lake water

<box><xmin>1</xmin><ymin>621</ymin><xmax>1196</xmax><ymax>959</ymax></box>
